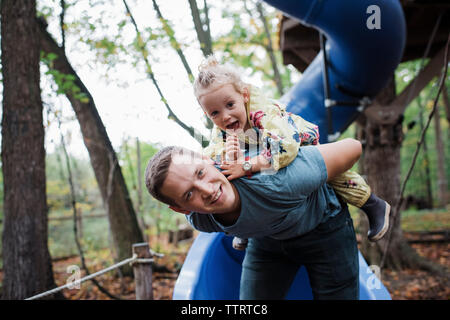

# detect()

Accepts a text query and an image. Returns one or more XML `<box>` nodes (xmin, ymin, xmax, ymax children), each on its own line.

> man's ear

<box><xmin>169</xmin><ymin>205</ymin><xmax>191</xmax><ymax>215</ymax></box>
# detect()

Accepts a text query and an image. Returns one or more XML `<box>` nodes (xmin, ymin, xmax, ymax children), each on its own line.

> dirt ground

<box><xmin>49</xmin><ymin>238</ymin><xmax>449</xmax><ymax>300</ymax></box>
<box><xmin>1</xmin><ymin>235</ymin><xmax>448</xmax><ymax>300</ymax></box>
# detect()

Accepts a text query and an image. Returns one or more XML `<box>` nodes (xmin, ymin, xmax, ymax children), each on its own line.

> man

<box><xmin>145</xmin><ymin>138</ymin><xmax>362</xmax><ymax>299</ymax></box>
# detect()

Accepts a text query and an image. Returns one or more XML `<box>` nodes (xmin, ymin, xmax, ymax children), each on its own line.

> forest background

<box><xmin>0</xmin><ymin>0</ymin><xmax>448</xmax><ymax>299</ymax></box>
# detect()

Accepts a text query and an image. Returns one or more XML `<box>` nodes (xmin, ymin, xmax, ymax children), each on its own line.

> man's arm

<box><xmin>316</xmin><ymin>138</ymin><xmax>362</xmax><ymax>181</ymax></box>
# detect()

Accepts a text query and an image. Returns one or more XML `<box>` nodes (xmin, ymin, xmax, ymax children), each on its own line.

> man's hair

<box><xmin>144</xmin><ymin>146</ymin><xmax>201</xmax><ymax>207</ymax></box>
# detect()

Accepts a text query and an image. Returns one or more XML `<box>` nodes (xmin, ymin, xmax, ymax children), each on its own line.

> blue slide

<box><xmin>173</xmin><ymin>0</ymin><xmax>406</xmax><ymax>299</ymax></box>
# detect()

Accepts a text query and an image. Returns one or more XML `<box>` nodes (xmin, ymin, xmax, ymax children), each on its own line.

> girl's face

<box><xmin>199</xmin><ymin>83</ymin><xmax>250</xmax><ymax>134</ymax></box>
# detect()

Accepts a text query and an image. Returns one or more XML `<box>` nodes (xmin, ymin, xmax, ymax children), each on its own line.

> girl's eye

<box><xmin>186</xmin><ymin>191</ymin><xmax>192</xmax><ymax>201</ymax></box>
<box><xmin>210</xmin><ymin>111</ymin><xmax>218</xmax><ymax>118</ymax></box>
<box><xmin>198</xmin><ymin>169</ymin><xmax>204</xmax><ymax>177</ymax></box>
<box><xmin>226</xmin><ymin>101</ymin><xmax>234</xmax><ymax>108</ymax></box>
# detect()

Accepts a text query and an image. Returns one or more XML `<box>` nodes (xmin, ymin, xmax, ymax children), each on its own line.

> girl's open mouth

<box><xmin>226</xmin><ymin>121</ymin><xmax>240</xmax><ymax>130</ymax></box>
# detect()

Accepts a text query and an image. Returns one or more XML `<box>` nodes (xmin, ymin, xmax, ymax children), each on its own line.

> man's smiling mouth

<box><xmin>211</xmin><ymin>185</ymin><xmax>222</xmax><ymax>204</ymax></box>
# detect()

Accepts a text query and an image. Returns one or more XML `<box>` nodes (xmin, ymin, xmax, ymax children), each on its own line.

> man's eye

<box><xmin>186</xmin><ymin>191</ymin><xmax>192</xmax><ymax>201</ymax></box>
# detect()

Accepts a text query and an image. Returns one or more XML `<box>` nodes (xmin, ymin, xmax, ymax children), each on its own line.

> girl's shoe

<box><xmin>232</xmin><ymin>237</ymin><xmax>248</xmax><ymax>250</ymax></box>
<box><xmin>361</xmin><ymin>193</ymin><xmax>391</xmax><ymax>242</ymax></box>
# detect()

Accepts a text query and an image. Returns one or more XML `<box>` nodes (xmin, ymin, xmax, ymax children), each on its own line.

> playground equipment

<box><xmin>174</xmin><ymin>233</ymin><xmax>391</xmax><ymax>299</ymax></box>
<box><xmin>270</xmin><ymin>0</ymin><xmax>406</xmax><ymax>142</ymax></box>
<box><xmin>173</xmin><ymin>0</ymin><xmax>406</xmax><ymax>299</ymax></box>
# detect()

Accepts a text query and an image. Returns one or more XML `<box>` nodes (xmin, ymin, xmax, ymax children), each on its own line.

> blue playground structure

<box><xmin>174</xmin><ymin>233</ymin><xmax>391</xmax><ymax>300</ymax></box>
<box><xmin>173</xmin><ymin>0</ymin><xmax>406</xmax><ymax>300</ymax></box>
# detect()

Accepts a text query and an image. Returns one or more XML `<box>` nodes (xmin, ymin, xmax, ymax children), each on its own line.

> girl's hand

<box><xmin>225</xmin><ymin>135</ymin><xmax>243</xmax><ymax>161</ymax></box>
<box><xmin>220</xmin><ymin>161</ymin><xmax>246</xmax><ymax>180</ymax></box>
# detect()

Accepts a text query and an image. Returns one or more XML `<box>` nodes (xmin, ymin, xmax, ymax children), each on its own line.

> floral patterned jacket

<box><xmin>203</xmin><ymin>85</ymin><xmax>319</xmax><ymax>171</ymax></box>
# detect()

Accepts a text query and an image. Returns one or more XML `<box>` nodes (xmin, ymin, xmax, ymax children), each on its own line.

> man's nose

<box><xmin>195</xmin><ymin>181</ymin><xmax>214</xmax><ymax>199</ymax></box>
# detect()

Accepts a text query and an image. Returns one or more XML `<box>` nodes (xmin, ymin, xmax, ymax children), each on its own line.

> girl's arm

<box><xmin>221</xmin><ymin>107</ymin><xmax>314</xmax><ymax>179</ymax></box>
<box><xmin>316</xmin><ymin>138</ymin><xmax>362</xmax><ymax>181</ymax></box>
<box><xmin>251</xmin><ymin>106</ymin><xmax>300</xmax><ymax>172</ymax></box>
<box><xmin>248</xmin><ymin>102</ymin><xmax>319</xmax><ymax>171</ymax></box>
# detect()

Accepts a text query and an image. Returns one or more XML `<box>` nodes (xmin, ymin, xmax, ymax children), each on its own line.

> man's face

<box><xmin>160</xmin><ymin>153</ymin><xmax>240</xmax><ymax>215</ymax></box>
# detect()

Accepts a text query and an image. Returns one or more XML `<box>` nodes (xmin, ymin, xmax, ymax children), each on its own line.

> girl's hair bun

<box><xmin>198</xmin><ymin>55</ymin><xmax>219</xmax><ymax>72</ymax></box>
<box><xmin>194</xmin><ymin>55</ymin><xmax>247</xmax><ymax>99</ymax></box>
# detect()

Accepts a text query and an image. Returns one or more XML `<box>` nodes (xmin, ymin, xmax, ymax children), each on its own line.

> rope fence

<box><xmin>25</xmin><ymin>243</ymin><xmax>163</xmax><ymax>300</ymax></box>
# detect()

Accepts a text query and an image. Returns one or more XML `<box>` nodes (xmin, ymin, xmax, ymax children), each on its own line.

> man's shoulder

<box><xmin>186</xmin><ymin>212</ymin><xmax>223</xmax><ymax>233</ymax></box>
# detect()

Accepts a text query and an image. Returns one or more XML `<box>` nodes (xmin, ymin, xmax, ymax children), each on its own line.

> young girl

<box><xmin>194</xmin><ymin>56</ymin><xmax>390</xmax><ymax>248</ymax></box>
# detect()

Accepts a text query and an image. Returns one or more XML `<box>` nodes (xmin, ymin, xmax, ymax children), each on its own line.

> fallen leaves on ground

<box><xmin>381</xmin><ymin>242</ymin><xmax>449</xmax><ymax>300</ymax></box>
<box><xmin>50</xmin><ymin>235</ymin><xmax>193</xmax><ymax>300</ymax></box>
<box><xmin>2</xmin><ymin>231</ymin><xmax>448</xmax><ymax>300</ymax></box>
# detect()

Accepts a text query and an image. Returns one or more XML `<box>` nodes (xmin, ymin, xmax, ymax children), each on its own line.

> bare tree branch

<box><xmin>188</xmin><ymin>0</ymin><xmax>213</xmax><ymax>57</ymax></box>
<box><xmin>59</xmin><ymin>0</ymin><xmax>66</xmax><ymax>50</ymax></box>
<box><xmin>255</xmin><ymin>1</ymin><xmax>284</xmax><ymax>96</ymax></box>
<box><xmin>123</xmin><ymin>0</ymin><xmax>209</xmax><ymax>147</ymax></box>
<box><xmin>151</xmin><ymin>0</ymin><xmax>194</xmax><ymax>82</ymax></box>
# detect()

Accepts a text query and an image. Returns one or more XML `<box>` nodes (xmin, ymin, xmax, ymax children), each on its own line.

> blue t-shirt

<box><xmin>186</xmin><ymin>146</ymin><xmax>342</xmax><ymax>240</ymax></box>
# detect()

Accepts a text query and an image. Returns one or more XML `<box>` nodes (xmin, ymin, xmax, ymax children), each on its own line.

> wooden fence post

<box><xmin>132</xmin><ymin>242</ymin><xmax>153</xmax><ymax>300</ymax></box>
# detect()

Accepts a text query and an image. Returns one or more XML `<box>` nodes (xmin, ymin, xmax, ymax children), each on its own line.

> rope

<box><xmin>25</xmin><ymin>253</ymin><xmax>155</xmax><ymax>300</ymax></box>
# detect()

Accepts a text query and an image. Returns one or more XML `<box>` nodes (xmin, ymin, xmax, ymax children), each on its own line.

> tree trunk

<box><xmin>37</xmin><ymin>19</ymin><xmax>143</xmax><ymax>275</ymax></box>
<box><xmin>1</xmin><ymin>0</ymin><xmax>59</xmax><ymax>299</ymax></box>
<box><xmin>433</xmin><ymin>103</ymin><xmax>448</xmax><ymax>207</ymax></box>
<box><xmin>357</xmin><ymin>77</ymin><xmax>441</xmax><ymax>272</ymax></box>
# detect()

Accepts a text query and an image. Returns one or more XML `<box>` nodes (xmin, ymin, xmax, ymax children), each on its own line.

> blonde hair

<box><xmin>193</xmin><ymin>56</ymin><xmax>248</xmax><ymax>100</ymax></box>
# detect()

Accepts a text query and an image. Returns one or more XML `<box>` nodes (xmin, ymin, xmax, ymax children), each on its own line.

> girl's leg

<box><xmin>328</xmin><ymin>171</ymin><xmax>371</xmax><ymax>207</ymax></box>
<box><xmin>329</xmin><ymin>171</ymin><xmax>390</xmax><ymax>242</ymax></box>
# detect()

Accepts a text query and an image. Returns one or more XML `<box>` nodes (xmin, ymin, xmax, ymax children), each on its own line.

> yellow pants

<box><xmin>328</xmin><ymin>171</ymin><xmax>371</xmax><ymax>208</ymax></box>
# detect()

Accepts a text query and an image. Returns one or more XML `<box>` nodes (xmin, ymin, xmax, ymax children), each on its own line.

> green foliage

<box><xmin>48</xmin><ymin>209</ymin><xmax>110</xmax><ymax>258</ymax></box>
<box><xmin>40</xmin><ymin>52</ymin><xmax>90</xmax><ymax>103</ymax></box>
<box><xmin>401</xmin><ymin>208</ymin><xmax>450</xmax><ymax>232</ymax></box>
<box><xmin>338</xmin><ymin>59</ymin><xmax>450</xmax><ymax>209</ymax></box>
<box><xmin>213</xmin><ymin>0</ymin><xmax>294</xmax><ymax>98</ymax></box>
<box><xmin>396</xmin><ymin>60</ymin><xmax>450</xmax><ymax>206</ymax></box>
<box><xmin>1</xmin><ymin>0</ymin><xmax>445</xmax><ymax>265</ymax></box>
<box><xmin>46</xmin><ymin>145</ymin><xmax>102</xmax><ymax>214</ymax></box>
<box><xmin>116</xmin><ymin>139</ymin><xmax>182</xmax><ymax>235</ymax></box>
